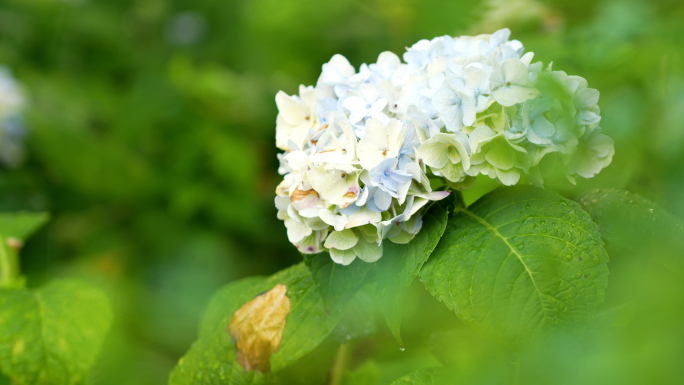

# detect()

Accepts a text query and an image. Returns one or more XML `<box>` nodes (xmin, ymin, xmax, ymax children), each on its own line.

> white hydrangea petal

<box><xmin>388</xmin><ymin>231</ymin><xmax>416</xmax><ymax>244</ymax></box>
<box><xmin>285</xmin><ymin>219</ymin><xmax>310</xmax><ymax>243</ymax></box>
<box><xmin>357</xmin><ymin>118</ymin><xmax>404</xmax><ymax>169</ymax></box>
<box><xmin>308</xmin><ymin>165</ymin><xmax>361</xmax><ymax>206</ymax></box>
<box><xmin>329</xmin><ymin>247</ymin><xmax>357</xmax><ymax>265</ymax></box>
<box><xmin>324</xmin><ymin>229</ymin><xmax>359</xmax><ymax>250</ymax></box>
<box><xmin>500</xmin><ymin>58</ymin><xmax>529</xmax><ymax>85</ymax></box>
<box><xmin>575</xmin><ymin>88</ymin><xmax>600</xmax><ymax>108</ymax></box>
<box><xmin>320</xmin><ymin>54</ymin><xmax>355</xmax><ymax>84</ymax></box>
<box><xmin>343</xmin><ymin>96</ymin><xmax>369</xmax><ymax>112</ymax></box>
<box><xmin>357</xmin><ymin>140</ymin><xmax>387</xmax><ymax>170</ymax></box>
<box><xmin>275</xmin><ymin>91</ymin><xmax>309</xmax><ymax>124</ymax></box>
<box><xmin>491</xmin><ymin>28</ymin><xmax>511</xmax><ymax>45</ymax></box>
<box><xmin>355</xmin><ymin>186</ymin><xmax>369</xmax><ymax>206</ymax></box>
<box><xmin>433</xmin><ymin>87</ymin><xmax>476</xmax><ymax>131</ymax></box>
<box><xmin>520</xmin><ymin>52</ymin><xmax>535</xmax><ymax>66</ymax></box>
<box><xmin>492</xmin><ymin>84</ymin><xmax>538</xmax><ymax>107</ymax></box>
<box><xmin>495</xmin><ymin>168</ymin><xmax>520</xmax><ymax>186</ymax></box>
<box><xmin>416</xmin><ymin>138</ymin><xmax>449</xmax><ymax>168</ymax></box>
<box><xmin>345</xmin><ymin>207</ymin><xmax>383</xmax><ymax>229</ymax></box>
<box><xmin>484</xmin><ymin>140</ymin><xmax>515</xmax><ymax>170</ymax></box>
<box><xmin>373</xmin><ymin>189</ymin><xmax>392</xmax><ymax>211</ymax></box>
<box><xmin>319</xmin><ymin>209</ymin><xmax>349</xmax><ymax>231</ymax></box>
<box><xmin>589</xmin><ymin>133</ymin><xmax>615</xmax><ymax>156</ymax></box>
<box><xmin>439</xmin><ymin>161</ymin><xmax>466</xmax><ymax>182</ymax></box>
<box><xmin>274</xmin><ymin>196</ymin><xmax>290</xmax><ymax>211</ymax></box>
<box><xmin>308</xmin><ymin>216</ymin><xmax>330</xmax><ymax>231</ymax></box>
<box><xmin>352</xmin><ymin>238</ymin><xmax>383</xmax><ymax>263</ymax></box>
<box><xmin>396</xmin><ymin>180</ymin><xmax>411</xmax><ymax>205</ymax></box>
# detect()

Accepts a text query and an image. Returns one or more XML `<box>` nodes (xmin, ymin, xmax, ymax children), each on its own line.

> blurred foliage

<box><xmin>0</xmin><ymin>0</ymin><xmax>683</xmax><ymax>383</ymax></box>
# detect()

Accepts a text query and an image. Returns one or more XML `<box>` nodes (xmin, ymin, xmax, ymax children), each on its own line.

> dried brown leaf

<box><xmin>228</xmin><ymin>283</ymin><xmax>291</xmax><ymax>373</ymax></box>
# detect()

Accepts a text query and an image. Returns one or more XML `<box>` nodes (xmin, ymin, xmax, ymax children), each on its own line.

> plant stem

<box><xmin>0</xmin><ymin>235</ymin><xmax>20</xmax><ymax>289</ymax></box>
<box><xmin>454</xmin><ymin>190</ymin><xmax>466</xmax><ymax>208</ymax></box>
<box><xmin>329</xmin><ymin>343</ymin><xmax>350</xmax><ymax>385</ymax></box>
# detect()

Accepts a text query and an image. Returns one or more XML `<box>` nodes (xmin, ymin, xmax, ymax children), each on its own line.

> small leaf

<box><xmin>170</xmin><ymin>263</ymin><xmax>341</xmax><ymax>385</ymax></box>
<box><xmin>0</xmin><ymin>279</ymin><xmax>113</xmax><ymax>385</ymax></box>
<box><xmin>228</xmin><ymin>284</ymin><xmax>291</xmax><ymax>373</ymax></box>
<box><xmin>0</xmin><ymin>212</ymin><xmax>49</xmax><ymax>242</ymax></box>
<box><xmin>421</xmin><ymin>186</ymin><xmax>609</xmax><ymax>343</ymax></box>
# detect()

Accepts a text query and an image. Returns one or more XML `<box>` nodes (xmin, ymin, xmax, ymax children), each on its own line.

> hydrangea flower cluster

<box><xmin>274</xmin><ymin>29</ymin><xmax>614</xmax><ymax>265</ymax></box>
<box><xmin>0</xmin><ymin>67</ymin><xmax>26</xmax><ymax>168</ymax></box>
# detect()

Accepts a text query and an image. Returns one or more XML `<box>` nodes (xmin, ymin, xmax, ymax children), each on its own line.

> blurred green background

<box><xmin>1</xmin><ymin>0</ymin><xmax>683</xmax><ymax>383</ymax></box>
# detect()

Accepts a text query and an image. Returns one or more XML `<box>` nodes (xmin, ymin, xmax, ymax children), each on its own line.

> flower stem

<box><xmin>329</xmin><ymin>343</ymin><xmax>350</xmax><ymax>385</ymax></box>
<box><xmin>0</xmin><ymin>236</ymin><xmax>22</xmax><ymax>289</ymax></box>
<box><xmin>454</xmin><ymin>190</ymin><xmax>466</xmax><ymax>208</ymax></box>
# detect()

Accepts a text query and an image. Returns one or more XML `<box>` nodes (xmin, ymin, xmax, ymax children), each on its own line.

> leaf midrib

<box><xmin>453</xmin><ymin>207</ymin><xmax>549</xmax><ymax>327</ymax></box>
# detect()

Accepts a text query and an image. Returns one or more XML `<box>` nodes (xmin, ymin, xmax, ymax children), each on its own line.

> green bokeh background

<box><xmin>0</xmin><ymin>0</ymin><xmax>683</xmax><ymax>383</ymax></box>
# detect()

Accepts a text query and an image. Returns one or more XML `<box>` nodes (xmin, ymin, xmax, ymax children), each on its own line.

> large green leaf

<box><xmin>420</xmin><ymin>186</ymin><xmax>609</xmax><ymax>343</ymax></box>
<box><xmin>169</xmin><ymin>263</ymin><xmax>342</xmax><ymax>385</ymax></box>
<box><xmin>0</xmin><ymin>279</ymin><xmax>113</xmax><ymax>385</ymax></box>
<box><xmin>577</xmin><ymin>189</ymin><xmax>684</xmax><ymax>274</ymax></box>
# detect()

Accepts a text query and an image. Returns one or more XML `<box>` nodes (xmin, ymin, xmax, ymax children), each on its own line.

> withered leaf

<box><xmin>228</xmin><ymin>283</ymin><xmax>291</xmax><ymax>373</ymax></box>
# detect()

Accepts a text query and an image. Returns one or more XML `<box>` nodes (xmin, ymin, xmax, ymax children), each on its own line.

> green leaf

<box><xmin>576</xmin><ymin>189</ymin><xmax>684</xmax><ymax>274</ymax></box>
<box><xmin>0</xmin><ymin>279</ymin><xmax>113</xmax><ymax>385</ymax></box>
<box><xmin>373</xmin><ymin>196</ymin><xmax>453</xmax><ymax>345</ymax></box>
<box><xmin>170</xmin><ymin>263</ymin><xmax>341</xmax><ymax>385</ymax></box>
<box><xmin>389</xmin><ymin>367</ymin><xmax>456</xmax><ymax>385</ymax></box>
<box><xmin>304</xmin><ymin>196</ymin><xmax>453</xmax><ymax>345</ymax></box>
<box><xmin>0</xmin><ymin>212</ymin><xmax>49</xmax><ymax>241</ymax></box>
<box><xmin>420</xmin><ymin>186</ymin><xmax>609</xmax><ymax>343</ymax></box>
<box><xmin>304</xmin><ymin>253</ymin><xmax>372</xmax><ymax>312</ymax></box>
